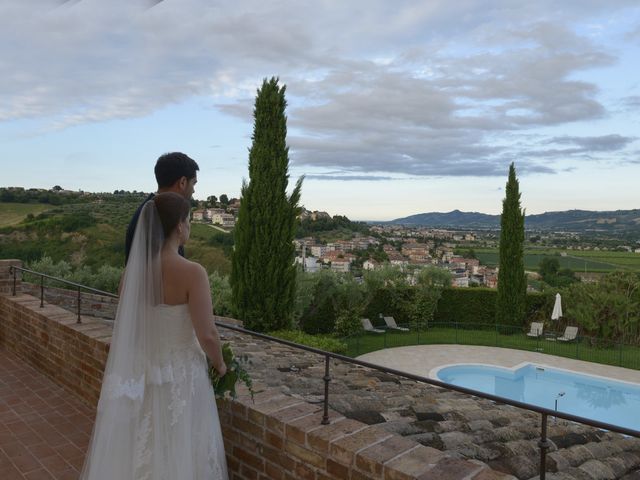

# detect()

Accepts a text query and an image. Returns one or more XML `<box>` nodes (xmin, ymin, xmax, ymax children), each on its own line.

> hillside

<box><xmin>389</xmin><ymin>209</ymin><xmax>640</xmax><ymax>232</ymax></box>
<box><xmin>0</xmin><ymin>197</ymin><xmax>230</xmax><ymax>275</ymax></box>
<box><xmin>0</xmin><ymin>203</ymin><xmax>53</xmax><ymax>227</ymax></box>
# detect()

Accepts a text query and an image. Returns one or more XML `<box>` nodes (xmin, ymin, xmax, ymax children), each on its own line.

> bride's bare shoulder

<box><xmin>180</xmin><ymin>258</ymin><xmax>208</xmax><ymax>281</ymax></box>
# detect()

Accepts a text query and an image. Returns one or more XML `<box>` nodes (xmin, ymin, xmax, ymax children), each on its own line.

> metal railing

<box><xmin>344</xmin><ymin>321</ymin><xmax>640</xmax><ymax>371</ymax></box>
<box><xmin>215</xmin><ymin>323</ymin><xmax>640</xmax><ymax>480</ymax></box>
<box><xmin>5</xmin><ymin>266</ymin><xmax>640</xmax><ymax>479</ymax></box>
<box><xmin>8</xmin><ymin>265</ymin><xmax>118</xmax><ymax>323</ymax></box>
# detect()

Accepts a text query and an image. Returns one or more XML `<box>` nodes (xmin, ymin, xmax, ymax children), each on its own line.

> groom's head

<box><xmin>155</xmin><ymin>152</ymin><xmax>199</xmax><ymax>199</ymax></box>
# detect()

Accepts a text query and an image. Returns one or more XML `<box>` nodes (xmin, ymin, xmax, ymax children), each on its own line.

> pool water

<box><xmin>435</xmin><ymin>363</ymin><xmax>640</xmax><ymax>431</ymax></box>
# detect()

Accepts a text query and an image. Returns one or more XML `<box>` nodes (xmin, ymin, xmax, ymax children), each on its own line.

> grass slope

<box><xmin>0</xmin><ymin>203</ymin><xmax>52</xmax><ymax>227</ymax></box>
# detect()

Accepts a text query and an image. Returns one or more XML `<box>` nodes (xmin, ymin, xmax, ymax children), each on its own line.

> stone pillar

<box><xmin>0</xmin><ymin>259</ymin><xmax>22</xmax><ymax>295</ymax></box>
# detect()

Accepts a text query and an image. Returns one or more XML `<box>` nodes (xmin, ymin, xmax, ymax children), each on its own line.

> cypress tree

<box><xmin>496</xmin><ymin>162</ymin><xmax>526</xmax><ymax>325</ymax></box>
<box><xmin>231</xmin><ymin>77</ymin><xmax>303</xmax><ymax>331</ymax></box>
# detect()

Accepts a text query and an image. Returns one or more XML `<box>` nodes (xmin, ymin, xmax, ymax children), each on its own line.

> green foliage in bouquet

<box><xmin>208</xmin><ymin>343</ymin><xmax>254</xmax><ymax>401</ymax></box>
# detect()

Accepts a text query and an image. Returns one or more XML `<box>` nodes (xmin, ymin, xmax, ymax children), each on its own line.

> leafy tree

<box><xmin>496</xmin><ymin>163</ymin><xmax>526</xmax><ymax>325</ymax></box>
<box><xmin>411</xmin><ymin>267</ymin><xmax>452</xmax><ymax>328</ymax></box>
<box><xmin>563</xmin><ymin>272</ymin><xmax>640</xmax><ymax>343</ymax></box>
<box><xmin>206</xmin><ymin>195</ymin><xmax>218</xmax><ymax>207</ymax></box>
<box><xmin>539</xmin><ymin>256</ymin><xmax>560</xmax><ymax>279</ymax></box>
<box><xmin>219</xmin><ymin>194</ymin><xmax>229</xmax><ymax>206</ymax></box>
<box><xmin>299</xmin><ymin>270</ymin><xmax>339</xmax><ymax>334</ymax></box>
<box><xmin>538</xmin><ymin>256</ymin><xmax>579</xmax><ymax>287</ymax></box>
<box><xmin>231</xmin><ymin>77</ymin><xmax>303</xmax><ymax>331</ymax></box>
<box><xmin>209</xmin><ymin>271</ymin><xmax>233</xmax><ymax>316</ymax></box>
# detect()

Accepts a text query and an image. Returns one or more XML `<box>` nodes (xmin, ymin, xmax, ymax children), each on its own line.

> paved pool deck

<box><xmin>357</xmin><ymin>344</ymin><xmax>640</xmax><ymax>384</ymax></box>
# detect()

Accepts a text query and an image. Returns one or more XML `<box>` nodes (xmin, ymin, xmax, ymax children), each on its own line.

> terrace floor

<box><xmin>0</xmin><ymin>347</ymin><xmax>94</xmax><ymax>480</ymax></box>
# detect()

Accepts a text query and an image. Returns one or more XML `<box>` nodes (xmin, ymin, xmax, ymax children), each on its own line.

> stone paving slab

<box><xmin>0</xmin><ymin>346</ymin><xmax>94</xmax><ymax>480</ymax></box>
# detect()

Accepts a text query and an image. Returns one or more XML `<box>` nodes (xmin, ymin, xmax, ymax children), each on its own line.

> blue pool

<box><xmin>435</xmin><ymin>363</ymin><xmax>640</xmax><ymax>431</ymax></box>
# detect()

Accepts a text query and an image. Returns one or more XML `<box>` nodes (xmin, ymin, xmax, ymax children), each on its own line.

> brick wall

<box><xmin>0</xmin><ymin>259</ymin><xmax>510</xmax><ymax>479</ymax></box>
<box><xmin>0</xmin><ymin>259</ymin><xmax>22</xmax><ymax>295</ymax></box>
<box><xmin>217</xmin><ymin>388</ymin><xmax>503</xmax><ymax>480</ymax></box>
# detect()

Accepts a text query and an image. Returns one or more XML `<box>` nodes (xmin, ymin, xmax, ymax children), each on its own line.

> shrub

<box><xmin>26</xmin><ymin>256</ymin><xmax>122</xmax><ymax>293</ymax></box>
<box><xmin>334</xmin><ymin>309</ymin><xmax>362</xmax><ymax>338</ymax></box>
<box><xmin>209</xmin><ymin>271</ymin><xmax>233</xmax><ymax>316</ymax></box>
<box><xmin>268</xmin><ymin>330</ymin><xmax>347</xmax><ymax>354</ymax></box>
<box><xmin>363</xmin><ymin>285</ymin><xmax>415</xmax><ymax>327</ymax></box>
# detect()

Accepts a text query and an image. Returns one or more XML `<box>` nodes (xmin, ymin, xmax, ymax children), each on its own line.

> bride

<box><xmin>81</xmin><ymin>192</ymin><xmax>229</xmax><ymax>479</ymax></box>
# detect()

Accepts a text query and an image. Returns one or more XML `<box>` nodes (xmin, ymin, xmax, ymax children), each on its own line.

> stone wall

<box><xmin>217</xmin><ymin>386</ymin><xmax>503</xmax><ymax>480</ymax></box>
<box><xmin>0</xmin><ymin>259</ymin><xmax>119</xmax><ymax>320</ymax></box>
<box><xmin>20</xmin><ymin>282</ymin><xmax>119</xmax><ymax>320</ymax></box>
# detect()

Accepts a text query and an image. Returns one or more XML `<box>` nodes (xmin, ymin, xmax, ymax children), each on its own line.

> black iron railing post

<box><xmin>619</xmin><ymin>342</ymin><xmax>623</xmax><ymax>367</ymax></box>
<box><xmin>322</xmin><ymin>355</ymin><xmax>331</xmax><ymax>425</ymax></box>
<box><xmin>538</xmin><ymin>413</ymin><xmax>549</xmax><ymax>480</ymax></box>
<box><xmin>40</xmin><ymin>275</ymin><xmax>44</xmax><ymax>308</ymax></box>
<box><xmin>10</xmin><ymin>266</ymin><xmax>16</xmax><ymax>296</ymax></box>
<box><xmin>77</xmin><ymin>286</ymin><xmax>82</xmax><ymax>324</ymax></box>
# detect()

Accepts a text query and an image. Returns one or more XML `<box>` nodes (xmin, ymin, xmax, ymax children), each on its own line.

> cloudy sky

<box><xmin>1</xmin><ymin>0</ymin><xmax>639</xmax><ymax>220</ymax></box>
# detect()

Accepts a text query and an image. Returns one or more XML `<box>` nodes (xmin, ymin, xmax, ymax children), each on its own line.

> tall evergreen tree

<box><xmin>231</xmin><ymin>77</ymin><xmax>303</xmax><ymax>331</ymax></box>
<box><xmin>496</xmin><ymin>163</ymin><xmax>526</xmax><ymax>325</ymax></box>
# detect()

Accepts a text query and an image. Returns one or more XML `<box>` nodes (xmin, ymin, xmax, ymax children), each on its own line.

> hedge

<box><xmin>434</xmin><ymin>288</ymin><xmax>553</xmax><ymax>326</ymax></box>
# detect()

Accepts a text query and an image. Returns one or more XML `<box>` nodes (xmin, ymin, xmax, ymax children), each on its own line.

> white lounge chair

<box><xmin>526</xmin><ymin>322</ymin><xmax>544</xmax><ymax>338</ymax></box>
<box><xmin>361</xmin><ymin>318</ymin><xmax>384</xmax><ymax>334</ymax></box>
<box><xmin>383</xmin><ymin>316</ymin><xmax>409</xmax><ymax>332</ymax></box>
<box><xmin>557</xmin><ymin>326</ymin><xmax>579</xmax><ymax>342</ymax></box>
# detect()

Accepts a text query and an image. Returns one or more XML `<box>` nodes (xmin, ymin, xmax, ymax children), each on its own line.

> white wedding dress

<box><xmin>81</xmin><ymin>202</ymin><xmax>228</xmax><ymax>480</ymax></box>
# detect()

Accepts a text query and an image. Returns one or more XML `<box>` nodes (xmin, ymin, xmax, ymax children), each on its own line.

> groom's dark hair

<box><xmin>154</xmin><ymin>152</ymin><xmax>199</xmax><ymax>188</ymax></box>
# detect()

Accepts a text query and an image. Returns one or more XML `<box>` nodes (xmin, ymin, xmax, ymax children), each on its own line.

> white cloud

<box><xmin>1</xmin><ymin>0</ymin><xmax>638</xmax><ymax>178</ymax></box>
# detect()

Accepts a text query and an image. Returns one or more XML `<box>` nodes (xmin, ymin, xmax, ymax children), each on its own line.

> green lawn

<box><xmin>345</xmin><ymin>323</ymin><xmax>640</xmax><ymax>371</ymax></box>
<box><xmin>0</xmin><ymin>203</ymin><xmax>51</xmax><ymax>227</ymax></box>
<box><xmin>190</xmin><ymin>223</ymin><xmax>231</xmax><ymax>240</ymax></box>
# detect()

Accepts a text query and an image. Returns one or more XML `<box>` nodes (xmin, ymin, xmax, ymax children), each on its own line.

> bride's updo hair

<box><xmin>153</xmin><ymin>192</ymin><xmax>191</xmax><ymax>238</ymax></box>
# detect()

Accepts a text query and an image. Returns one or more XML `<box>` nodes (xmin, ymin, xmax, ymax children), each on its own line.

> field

<box><xmin>475</xmin><ymin>248</ymin><xmax>640</xmax><ymax>273</ymax></box>
<box><xmin>0</xmin><ymin>203</ymin><xmax>52</xmax><ymax>227</ymax></box>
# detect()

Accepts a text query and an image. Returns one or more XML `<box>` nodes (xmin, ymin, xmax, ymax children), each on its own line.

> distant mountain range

<box><xmin>386</xmin><ymin>209</ymin><xmax>640</xmax><ymax>232</ymax></box>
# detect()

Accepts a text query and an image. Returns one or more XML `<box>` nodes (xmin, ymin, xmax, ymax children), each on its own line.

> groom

<box><xmin>125</xmin><ymin>152</ymin><xmax>199</xmax><ymax>264</ymax></box>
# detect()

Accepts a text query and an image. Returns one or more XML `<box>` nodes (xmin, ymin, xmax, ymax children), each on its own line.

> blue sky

<box><xmin>1</xmin><ymin>0</ymin><xmax>639</xmax><ymax>221</ymax></box>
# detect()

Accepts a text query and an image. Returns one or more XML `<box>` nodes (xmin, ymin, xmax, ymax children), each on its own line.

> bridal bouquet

<box><xmin>208</xmin><ymin>343</ymin><xmax>254</xmax><ymax>401</ymax></box>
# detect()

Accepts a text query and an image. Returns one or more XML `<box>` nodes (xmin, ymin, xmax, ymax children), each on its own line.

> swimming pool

<box><xmin>434</xmin><ymin>363</ymin><xmax>640</xmax><ymax>431</ymax></box>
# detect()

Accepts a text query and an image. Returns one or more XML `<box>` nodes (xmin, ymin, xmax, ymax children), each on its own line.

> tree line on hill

<box><xmin>0</xmin><ymin>187</ymin><xmax>148</xmax><ymax>205</ymax></box>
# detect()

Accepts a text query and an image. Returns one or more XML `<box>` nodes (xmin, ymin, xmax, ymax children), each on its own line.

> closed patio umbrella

<box><xmin>551</xmin><ymin>292</ymin><xmax>563</xmax><ymax>320</ymax></box>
